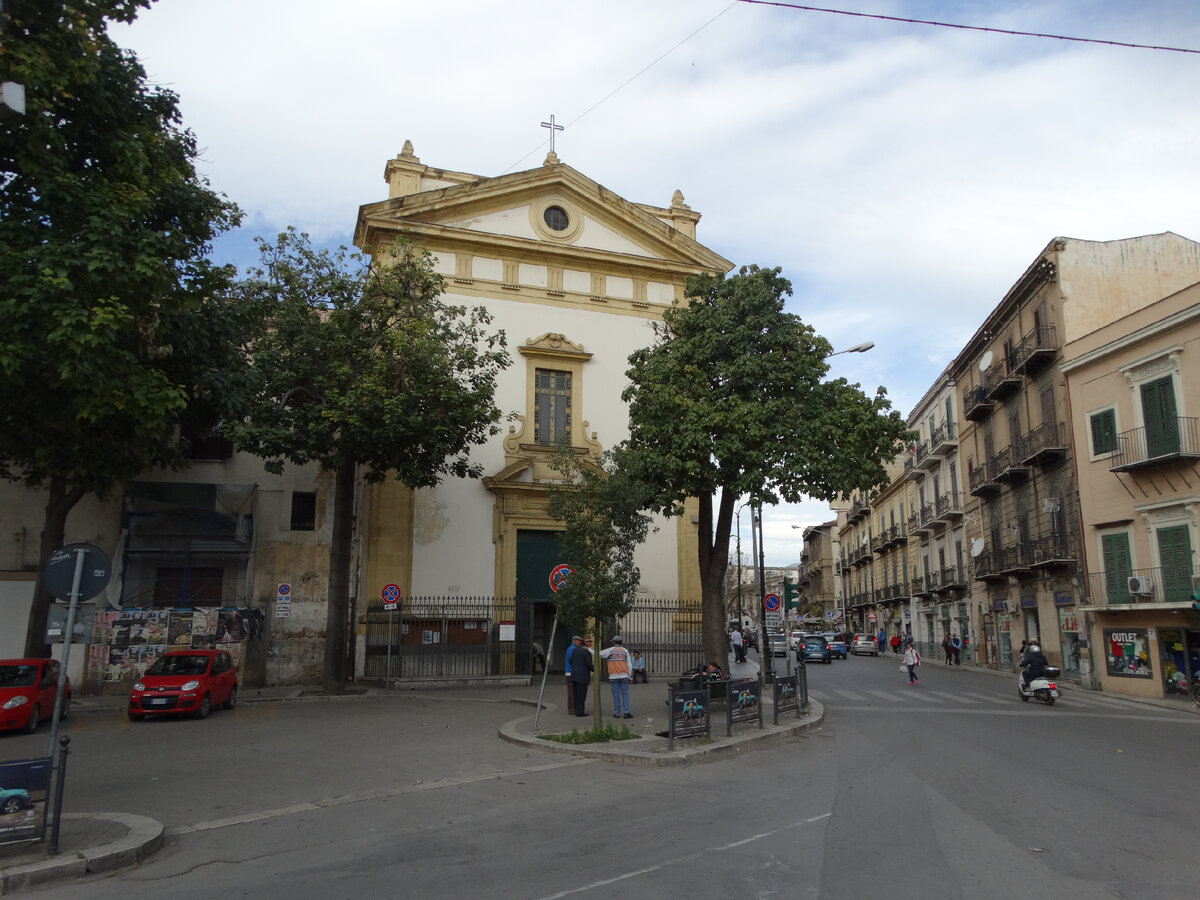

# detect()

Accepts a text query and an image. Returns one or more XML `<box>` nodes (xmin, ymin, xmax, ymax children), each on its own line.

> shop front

<box><xmin>1090</xmin><ymin>608</ymin><xmax>1200</xmax><ymax>702</ymax></box>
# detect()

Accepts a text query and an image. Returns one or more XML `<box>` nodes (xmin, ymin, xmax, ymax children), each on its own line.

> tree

<box><xmin>231</xmin><ymin>230</ymin><xmax>510</xmax><ymax>692</ymax></box>
<box><xmin>0</xmin><ymin>0</ymin><xmax>245</xmax><ymax>655</ymax></box>
<box><xmin>547</xmin><ymin>446</ymin><xmax>652</xmax><ymax>726</ymax></box>
<box><xmin>621</xmin><ymin>266</ymin><xmax>911</xmax><ymax>669</ymax></box>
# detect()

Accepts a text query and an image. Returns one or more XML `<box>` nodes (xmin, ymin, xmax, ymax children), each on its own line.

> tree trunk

<box><xmin>324</xmin><ymin>462</ymin><xmax>356</xmax><ymax>692</ymax></box>
<box><xmin>24</xmin><ymin>476</ymin><xmax>86</xmax><ymax>657</ymax></box>
<box><xmin>697</xmin><ymin>488</ymin><xmax>735</xmax><ymax>668</ymax></box>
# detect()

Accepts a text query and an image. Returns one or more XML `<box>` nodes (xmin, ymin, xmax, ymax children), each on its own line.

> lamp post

<box><xmin>824</xmin><ymin>341</ymin><xmax>874</xmax><ymax>359</ymax></box>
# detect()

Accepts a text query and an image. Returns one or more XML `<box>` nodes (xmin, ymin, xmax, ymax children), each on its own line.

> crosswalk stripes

<box><xmin>960</xmin><ymin>691</ymin><xmax>997</xmax><ymax>703</ymax></box>
<box><xmin>866</xmin><ymin>690</ymin><xmax>904</xmax><ymax>702</ymax></box>
<box><xmin>831</xmin><ymin>689</ymin><xmax>868</xmax><ymax>701</ymax></box>
<box><xmin>927</xmin><ymin>691</ymin><xmax>976</xmax><ymax>704</ymax></box>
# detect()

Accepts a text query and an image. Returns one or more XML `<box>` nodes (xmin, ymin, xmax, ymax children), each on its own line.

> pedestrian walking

<box><xmin>600</xmin><ymin>635</ymin><xmax>634</xmax><ymax>718</ymax></box>
<box><xmin>941</xmin><ymin>634</ymin><xmax>954</xmax><ymax>665</ymax></box>
<box><xmin>903</xmin><ymin>641</ymin><xmax>921</xmax><ymax>684</ymax></box>
<box><xmin>731</xmin><ymin>626</ymin><xmax>745</xmax><ymax>664</ymax></box>
<box><xmin>890</xmin><ymin>633</ymin><xmax>901</xmax><ymax>655</ymax></box>
<box><xmin>570</xmin><ymin>636</ymin><xmax>594</xmax><ymax>717</ymax></box>
<box><xmin>951</xmin><ymin>634</ymin><xmax>962</xmax><ymax>665</ymax></box>
<box><xmin>878</xmin><ymin>628</ymin><xmax>887</xmax><ymax>654</ymax></box>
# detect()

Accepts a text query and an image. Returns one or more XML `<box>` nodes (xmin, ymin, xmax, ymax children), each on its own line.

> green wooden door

<box><xmin>1102</xmin><ymin>533</ymin><xmax>1132</xmax><ymax>603</ymax></box>
<box><xmin>515</xmin><ymin>530</ymin><xmax>563</xmax><ymax>601</ymax></box>
<box><xmin>1142</xmin><ymin>376</ymin><xmax>1179</xmax><ymax>458</ymax></box>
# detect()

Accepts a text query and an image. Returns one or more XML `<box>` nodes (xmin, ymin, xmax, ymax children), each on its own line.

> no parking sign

<box><xmin>382</xmin><ymin>584</ymin><xmax>400</xmax><ymax>611</ymax></box>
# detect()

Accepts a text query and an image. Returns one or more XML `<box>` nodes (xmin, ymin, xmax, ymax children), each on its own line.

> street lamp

<box><xmin>824</xmin><ymin>341</ymin><xmax>874</xmax><ymax>359</ymax></box>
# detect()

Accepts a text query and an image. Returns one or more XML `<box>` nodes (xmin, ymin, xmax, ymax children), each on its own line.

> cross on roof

<box><xmin>540</xmin><ymin>114</ymin><xmax>563</xmax><ymax>153</ymax></box>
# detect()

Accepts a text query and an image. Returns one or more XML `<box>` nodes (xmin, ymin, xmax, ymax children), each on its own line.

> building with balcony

<box><xmin>951</xmin><ymin>233</ymin><xmax>1200</xmax><ymax>686</ymax></box>
<box><xmin>800</xmin><ymin>521</ymin><xmax>839</xmax><ymax>626</ymax></box>
<box><xmin>1061</xmin><ymin>279</ymin><xmax>1200</xmax><ymax>702</ymax></box>
<box><xmin>838</xmin><ymin>461</ymin><xmax>909</xmax><ymax>640</ymax></box>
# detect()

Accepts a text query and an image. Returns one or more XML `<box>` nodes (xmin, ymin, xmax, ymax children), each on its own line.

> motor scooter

<box><xmin>1017</xmin><ymin>665</ymin><xmax>1060</xmax><ymax>705</ymax></box>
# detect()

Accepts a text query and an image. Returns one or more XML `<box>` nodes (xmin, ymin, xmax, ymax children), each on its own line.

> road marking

<box><xmin>866</xmin><ymin>690</ymin><xmax>904</xmax><ymax>702</ymax></box>
<box><xmin>928</xmin><ymin>691</ymin><xmax>977</xmax><ymax>704</ymax></box>
<box><xmin>960</xmin><ymin>692</ymin><xmax>997</xmax><ymax>703</ymax></box>
<box><xmin>534</xmin><ymin>812</ymin><xmax>833</xmax><ymax>899</ymax></box>
<box><xmin>166</xmin><ymin>757</ymin><xmax>597</xmax><ymax>836</ymax></box>
<box><xmin>832</xmin><ymin>689</ymin><xmax>867</xmax><ymax>701</ymax></box>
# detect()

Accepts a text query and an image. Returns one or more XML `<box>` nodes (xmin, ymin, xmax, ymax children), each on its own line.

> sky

<box><xmin>112</xmin><ymin>0</ymin><xmax>1200</xmax><ymax>565</ymax></box>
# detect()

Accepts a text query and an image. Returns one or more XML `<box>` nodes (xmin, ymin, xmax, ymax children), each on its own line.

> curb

<box><xmin>498</xmin><ymin>698</ymin><xmax>826</xmax><ymax>767</ymax></box>
<box><xmin>0</xmin><ymin>813</ymin><xmax>163</xmax><ymax>896</ymax></box>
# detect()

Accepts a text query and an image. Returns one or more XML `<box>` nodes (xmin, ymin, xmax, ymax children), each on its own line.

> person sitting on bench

<box><xmin>630</xmin><ymin>650</ymin><xmax>648</xmax><ymax>683</ymax></box>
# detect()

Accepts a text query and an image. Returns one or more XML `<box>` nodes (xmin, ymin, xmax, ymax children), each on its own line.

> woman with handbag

<box><xmin>902</xmin><ymin>641</ymin><xmax>921</xmax><ymax>685</ymax></box>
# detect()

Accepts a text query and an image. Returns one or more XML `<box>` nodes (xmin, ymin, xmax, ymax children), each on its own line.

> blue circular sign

<box><xmin>763</xmin><ymin>594</ymin><xmax>781</xmax><ymax>611</ymax></box>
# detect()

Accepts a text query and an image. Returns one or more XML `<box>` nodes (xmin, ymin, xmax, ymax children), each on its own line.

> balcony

<box><xmin>846</xmin><ymin>498</ymin><xmax>872</xmax><ymax>523</ymax></box>
<box><xmin>1011</xmin><ymin>323</ymin><xmax>1058</xmax><ymax>376</ymax></box>
<box><xmin>962</xmin><ymin>383</ymin><xmax>993</xmax><ymax>422</ymax></box>
<box><xmin>928</xmin><ymin>419</ymin><xmax>958</xmax><ymax>457</ymax></box>
<box><xmin>968</xmin><ymin>459</ymin><xmax>1001</xmax><ymax>497</ymax></box>
<box><xmin>940</xmin><ymin>565</ymin><xmax>968</xmax><ymax>590</ymax></box>
<box><xmin>911</xmin><ymin>575</ymin><xmax>934</xmax><ymax>598</ymax></box>
<box><xmin>973</xmin><ymin>549</ymin><xmax>1007</xmax><ymax>582</ymax></box>
<box><xmin>1020</xmin><ymin>421</ymin><xmax>1069</xmax><ymax>467</ymax></box>
<box><xmin>911</xmin><ymin>440</ymin><xmax>931</xmax><ymax>470</ymax></box>
<box><xmin>932</xmin><ymin>491</ymin><xmax>964</xmax><ymax>524</ymax></box>
<box><xmin>1109</xmin><ymin>417</ymin><xmax>1200</xmax><ymax>472</ymax></box>
<box><xmin>984</xmin><ymin>358</ymin><xmax>1022</xmax><ymax>401</ymax></box>
<box><xmin>1029</xmin><ymin>532</ymin><xmax>1076</xmax><ymax>570</ymax></box>
<box><xmin>910</xmin><ymin>503</ymin><xmax>936</xmax><ymax>535</ymax></box>
<box><xmin>1082</xmin><ymin>564</ymin><xmax>1200</xmax><ymax>607</ymax></box>
<box><xmin>992</xmin><ymin>446</ymin><xmax>1030</xmax><ymax>484</ymax></box>
<box><xmin>998</xmin><ymin>542</ymin><xmax>1034</xmax><ymax>576</ymax></box>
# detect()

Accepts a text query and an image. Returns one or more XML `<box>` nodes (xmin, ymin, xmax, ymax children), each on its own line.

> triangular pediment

<box><xmin>355</xmin><ymin>160</ymin><xmax>730</xmax><ymax>273</ymax></box>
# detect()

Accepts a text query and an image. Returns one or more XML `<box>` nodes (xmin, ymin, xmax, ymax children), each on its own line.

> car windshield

<box><xmin>804</xmin><ymin>638</ymin><xmax>825</xmax><ymax>646</ymax></box>
<box><xmin>148</xmin><ymin>655</ymin><xmax>210</xmax><ymax>676</ymax></box>
<box><xmin>0</xmin><ymin>665</ymin><xmax>38</xmax><ymax>687</ymax></box>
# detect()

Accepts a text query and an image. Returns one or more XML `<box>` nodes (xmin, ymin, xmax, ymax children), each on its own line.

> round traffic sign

<box><xmin>549</xmin><ymin>564</ymin><xmax>572</xmax><ymax>593</ymax></box>
<box><xmin>43</xmin><ymin>543</ymin><xmax>112</xmax><ymax>603</ymax></box>
<box><xmin>763</xmin><ymin>594</ymin><xmax>781</xmax><ymax>611</ymax></box>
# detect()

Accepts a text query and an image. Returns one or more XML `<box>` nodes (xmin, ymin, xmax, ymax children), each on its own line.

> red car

<box><xmin>128</xmin><ymin>649</ymin><xmax>238</xmax><ymax>721</ymax></box>
<box><xmin>0</xmin><ymin>658</ymin><xmax>71</xmax><ymax>733</ymax></box>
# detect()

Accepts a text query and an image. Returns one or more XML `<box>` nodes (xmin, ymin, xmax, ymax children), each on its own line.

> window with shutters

<box><xmin>1089</xmin><ymin>408</ymin><xmax>1117</xmax><ymax>457</ymax></box>
<box><xmin>1141</xmin><ymin>375</ymin><xmax>1180</xmax><ymax>458</ymax></box>
<box><xmin>1100</xmin><ymin>532</ymin><xmax>1132</xmax><ymax>604</ymax></box>
<box><xmin>1156</xmin><ymin>524</ymin><xmax>1193</xmax><ymax>603</ymax></box>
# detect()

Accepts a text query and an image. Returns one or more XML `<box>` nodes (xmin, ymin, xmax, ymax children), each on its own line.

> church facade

<box><xmin>351</xmin><ymin>143</ymin><xmax>732</xmax><ymax>670</ymax></box>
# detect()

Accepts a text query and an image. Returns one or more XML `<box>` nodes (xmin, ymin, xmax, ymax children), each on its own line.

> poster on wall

<box><xmin>167</xmin><ymin>612</ymin><xmax>194</xmax><ymax>647</ymax></box>
<box><xmin>190</xmin><ymin>609</ymin><xmax>217</xmax><ymax>648</ymax></box>
<box><xmin>1104</xmin><ymin>629</ymin><xmax>1153</xmax><ymax>678</ymax></box>
<box><xmin>216</xmin><ymin>609</ymin><xmax>245</xmax><ymax>643</ymax></box>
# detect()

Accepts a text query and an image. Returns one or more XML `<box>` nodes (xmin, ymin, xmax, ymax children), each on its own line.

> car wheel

<box><xmin>128</xmin><ymin>711</ymin><xmax>144</xmax><ymax>722</ymax></box>
<box><xmin>59</xmin><ymin>695</ymin><xmax>71</xmax><ymax>720</ymax></box>
<box><xmin>24</xmin><ymin>705</ymin><xmax>40</xmax><ymax>734</ymax></box>
<box><xmin>194</xmin><ymin>694</ymin><xmax>211</xmax><ymax>720</ymax></box>
<box><xmin>224</xmin><ymin>687</ymin><xmax>238</xmax><ymax>710</ymax></box>
<box><xmin>2</xmin><ymin>797</ymin><xmax>23</xmax><ymax>815</ymax></box>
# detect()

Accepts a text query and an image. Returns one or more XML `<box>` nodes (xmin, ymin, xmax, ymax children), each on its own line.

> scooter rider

<box><xmin>1020</xmin><ymin>643</ymin><xmax>1047</xmax><ymax>689</ymax></box>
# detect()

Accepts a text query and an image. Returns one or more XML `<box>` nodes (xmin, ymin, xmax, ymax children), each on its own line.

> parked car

<box><xmin>0</xmin><ymin>658</ymin><xmax>70</xmax><ymax>734</ymax></box>
<box><xmin>768</xmin><ymin>632</ymin><xmax>789</xmax><ymax>657</ymax></box>
<box><xmin>0</xmin><ymin>786</ymin><xmax>32</xmax><ymax>815</ymax></box>
<box><xmin>788</xmin><ymin>630</ymin><xmax>806</xmax><ymax>650</ymax></box>
<box><xmin>851</xmin><ymin>633</ymin><xmax>879</xmax><ymax>656</ymax></box>
<box><xmin>799</xmin><ymin>636</ymin><xmax>832</xmax><ymax>664</ymax></box>
<box><xmin>822</xmin><ymin>633</ymin><xmax>848</xmax><ymax>659</ymax></box>
<box><xmin>128</xmin><ymin>649</ymin><xmax>238</xmax><ymax>721</ymax></box>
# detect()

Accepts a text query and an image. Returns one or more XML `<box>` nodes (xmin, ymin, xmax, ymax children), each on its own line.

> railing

<box><xmin>941</xmin><ymin>565</ymin><xmax>967</xmax><ymax>589</ymax></box>
<box><xmin>934</xmin><ymin>491</ymin><xmax>963</xmax><ymax>521</ymax></box>
<box><xmin>1012</xmin><ymin>322</ymin><xmax>1057</xmax><ymax>375</ymax></box>
<box><xmin>1083</xmin><ymin>565</ymin><xmax>1200</xmax><ymax>606</ymax></box>
<box><xmin>1020</xmin><ymin>421</ymin><xmax>1068</xmax><ymax>465</ymax></box>
<box><xmin>1109</xmin><ymin>417</ymin><xmax>1200</xmax><ymax>472</ymax></box>
<box><xmin>998</xmin><ymin>542</ymin><xmax>1034</xmax><ymax>574</ymax></box>
<box><xmin>962</xmin><ymin>382</ymin><xmax>992</xmax><ymax>421</ymax></box>
<box><xmin>929</xmin><ymin>419</ymin><xmax>957</xmax><ymax>454</ymax></box>
<box><xmin>984</xmin><ymin>357</ymin><xmax>1022</xmax><ymax>400</ymax></box>
<box><xmin>969</xmin><ymin>459</ymin><xmax>1001</xmax><ymax>496</ymax></box>
<box><xmin>1029</xmin><ymin>532</ymin><xmax>1076</xmax><ymax>568</ymax></box>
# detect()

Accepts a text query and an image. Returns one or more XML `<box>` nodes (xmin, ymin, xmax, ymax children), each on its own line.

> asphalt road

<box><xmin>6</xmin><ymin>654</ymin><xmax>1197</xmax><ymax>900</ymax></box>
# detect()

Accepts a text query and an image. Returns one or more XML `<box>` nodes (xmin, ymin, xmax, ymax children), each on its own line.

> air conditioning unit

<box><xmin>1127</xmin><ymin>576</ymin><xmax>1154</xmax><ymax>595</ymax></box>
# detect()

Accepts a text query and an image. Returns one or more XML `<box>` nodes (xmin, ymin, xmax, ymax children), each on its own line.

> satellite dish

<box><xmin>978</xmin><ymin>350</ymin><xmax>993</xmax><ymax>372</ymax></box>
<box><xmin>970</xmin><ymin>538</ymin><xmax>985</xmax><ymax>558</ymax></box>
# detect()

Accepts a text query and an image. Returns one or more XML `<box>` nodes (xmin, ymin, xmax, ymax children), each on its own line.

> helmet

<box><xmin>1028</xmin><ymin>644</ymin><xmax>1041</xmax><ymax>654</ymax></box>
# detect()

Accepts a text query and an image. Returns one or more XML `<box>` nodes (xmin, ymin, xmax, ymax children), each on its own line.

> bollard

<box><xmin>49</xmin><ymin>736</ymin><xmax>71</xmax><ymax>856</ymax></box>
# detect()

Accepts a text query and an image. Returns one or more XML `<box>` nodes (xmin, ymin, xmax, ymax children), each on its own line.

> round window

<box><xmin>543</xmin><ymin>205</ymin><xmax>569</xmax><ymax>232</ymax></box>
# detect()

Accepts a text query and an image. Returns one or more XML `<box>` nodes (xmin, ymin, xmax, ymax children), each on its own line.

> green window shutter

<box><xmin>1101</xmin><ymin>533</ymin><xmax>1132</xmax><ymax>603</ymax></box>
<box><xmin>1090</xmin><ymin>409</ymin><xmax>1116</xmax><ymax>455</ymax></box>
<box><xmin>1141</xmin><ymin>376</ymin><xmax>1179</xmax><ymax>457</ymax></box>
<box><xmin>1156</xmin><ymin>525</ymin><xmax>1193</xmax><ymax>603</ymax></box>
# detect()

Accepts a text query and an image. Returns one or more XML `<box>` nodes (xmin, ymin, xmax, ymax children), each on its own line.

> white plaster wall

<box><xmin>409</xmin><ymin>292</ymin><xmax>677</xmax><ymax>596</ymax></box>
<box><xmin>606</xmin><ymin>276</ymin><xmax>634</xmax><ymax>300</ymax></box>
<box><xmin>430</xmin><ymin>251</ymin><xmax>453</xmax><ymax>276</ymax></box>
<box><xmin>578</xmin><ymin>217</ymin><xmax>652</xmax><ymax>257</ymax></box>
<box><xmin>518</xmin><ymin>263</ymin><xmax>548</xmax><ymax>288</ymax></box>
<box><xmin>647</xmin><ymin>281</ymin><xmax>675</xmax><ymax>304</ymax></box>
<box><xmin>563</xmin><ymin>269</ymin><xmax>591</xmax><ymax>294</ymax></box>
<box><xmin>0</xmin><ymin>581</ymin><xmax>33</xmax><ymax>656</ymax></box>
<box><xmin>473</xmin><ymin>257</ymin><xmax>503</xmax><ymax>281</ymax></box>
<box><xmin>448</xmin><ymin>206</ymin><xmax>537</xmax><ymax>240</ymax></box>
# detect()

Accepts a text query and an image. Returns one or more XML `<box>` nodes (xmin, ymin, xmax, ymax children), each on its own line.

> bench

<box><xmin>673</xmin><ymin>677</ymin><xmax>729</xmax><ymax>702</ymax></box>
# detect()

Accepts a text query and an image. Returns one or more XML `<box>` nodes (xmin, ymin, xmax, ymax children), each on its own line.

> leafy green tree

<box><xmin>548</xmin><ymin>446</ymin><xmax>652</xmax><ymax>725</ymax></box>
<box><xmin>231</xmin><ymin>230</ymin><xmax>511</xmax><ymax>692</ymax></box>
<box><xmin>0</xmin><ymin>0</ymin><xmax>245</xmax><ymax>655</ymax></box>
<box><xmin>621</xmin><ymin>266</ymin><xmax>911</xmax><ymax>669</ymax></box>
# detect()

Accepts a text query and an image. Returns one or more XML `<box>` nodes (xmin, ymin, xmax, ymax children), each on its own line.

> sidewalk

<box><xmin>0</xmin><ymin>671</ymin><xmax>822</xmax><ymax>894</ymax></box>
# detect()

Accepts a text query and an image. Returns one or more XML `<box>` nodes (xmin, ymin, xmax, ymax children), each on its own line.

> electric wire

<box><xmin>736</xmin><ymin>1</ymin><xmax>1200</xmax><ymax>55</ymax></box>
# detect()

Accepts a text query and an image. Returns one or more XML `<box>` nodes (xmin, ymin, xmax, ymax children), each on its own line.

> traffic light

<box><xmin>783</xmin><ymin>577</ymin><xmax>800</xmax><ymax>610</ymax></box>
